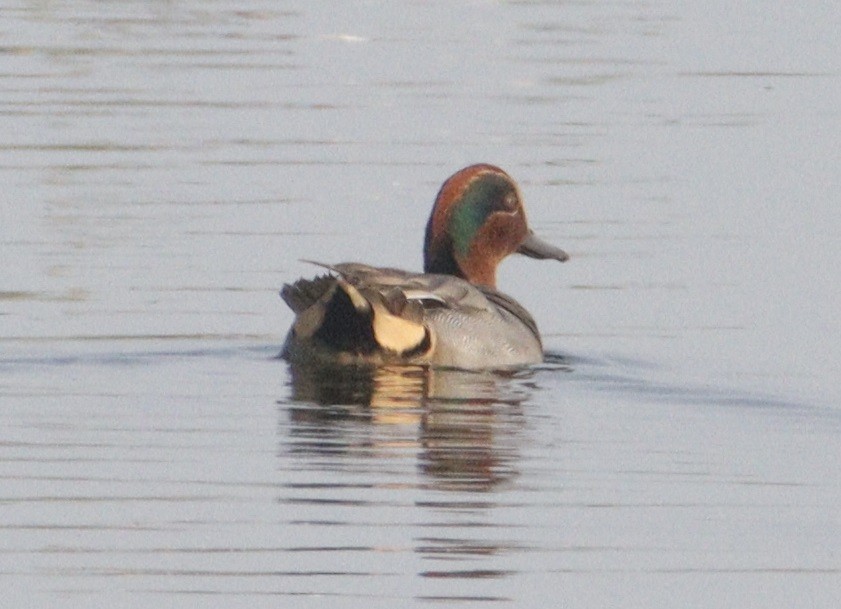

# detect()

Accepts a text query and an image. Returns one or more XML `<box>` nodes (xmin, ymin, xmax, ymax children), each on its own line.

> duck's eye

<box><xmin>502</xmin><ymin>192</ymin><xmax>519</xmax><ymax>212</ymax></box>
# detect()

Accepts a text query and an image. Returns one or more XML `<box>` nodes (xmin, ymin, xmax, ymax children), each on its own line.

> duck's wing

<box><xmin>281</xmin><ymin>262</ymin><xmax>538</xmax><ymax>363</ymax></box>
<box><xmin>329</xmin><ymin>263</ymin><xmax>500</xmax><ymax>313</ymax></box>
<box><xmin>280</xmin><ymin>272</ymin><xmax>335</xmax><ymax>313</ymax></box>
<box><xmin>285</xmin><ymin>261</ymin><xmax>533</xmax><ymax>320</ymax></box>
<box><xmin>281</xmin><ymin>263</ymin><xmax>432</xmax><ymax>358</ymax></box>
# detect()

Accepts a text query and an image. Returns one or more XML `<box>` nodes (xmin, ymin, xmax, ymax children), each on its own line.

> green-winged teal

<box><xmin>281</xmin><ymin>164</ymin><xmax>569</xmax><ymax>369</ymax></box>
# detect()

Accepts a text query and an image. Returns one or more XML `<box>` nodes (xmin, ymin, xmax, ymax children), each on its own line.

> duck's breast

<box><xmin>424</xmin><ymin>301</ymin><xmax>543</xmax><ymax>368</ymax></box>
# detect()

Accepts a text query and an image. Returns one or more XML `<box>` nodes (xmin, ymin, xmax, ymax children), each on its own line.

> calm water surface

<box><xmin>2</xmin><ymin>1</ymin><xmax>840</xmax><ymax>607</ymax></box>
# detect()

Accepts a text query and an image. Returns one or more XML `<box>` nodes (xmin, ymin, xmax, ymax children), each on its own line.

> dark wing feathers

<box><xmin>280</xmin><ymin>274</ymin><xmax>335</xmax><ymax>313</ymax></box>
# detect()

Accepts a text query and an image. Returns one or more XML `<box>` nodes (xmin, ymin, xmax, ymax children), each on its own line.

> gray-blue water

<box><xmin>2</xmin><ymin>1</ymin><xmax>840</xmax><ymax>606</ymax></box>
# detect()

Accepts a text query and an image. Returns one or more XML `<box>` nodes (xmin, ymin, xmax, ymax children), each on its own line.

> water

<box><xmin>2</xmin><ymin>1</ymin><xmax>840</xmax><ymax>606</ymax></box>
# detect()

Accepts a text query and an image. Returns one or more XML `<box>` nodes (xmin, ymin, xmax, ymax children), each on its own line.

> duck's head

<box><xmin>423</xmin><ymin>164</ymin><xmax>569</xmax><ymax>288</ymax></box>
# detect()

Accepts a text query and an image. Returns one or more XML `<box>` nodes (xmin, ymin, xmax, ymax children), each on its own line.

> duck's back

<box><xmin>281</xmin><ymin>263</ymin><xmax>543</xmax><ymax>369</ymax></box>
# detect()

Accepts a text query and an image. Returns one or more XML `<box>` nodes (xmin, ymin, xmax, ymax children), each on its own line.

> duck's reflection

<box><xmin>284</xmin><ymin>361</ymin><xmax>531</xmax><ymax>491</ymax></box>
<box><xmin>281</xmin><ymin>361</ymin><xmax>540</xmax><ymax>584</ymax></box>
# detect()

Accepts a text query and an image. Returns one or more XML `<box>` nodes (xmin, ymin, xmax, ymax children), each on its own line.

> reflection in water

<box><xmin>284</xmin><ymin>362</ymin><xmax>534</xmax><ymax>492</ymax></box>
<box><xmin>281</xmin><ymin>361</ymin><xmax>543</xmax><ymax>594</ymax></box>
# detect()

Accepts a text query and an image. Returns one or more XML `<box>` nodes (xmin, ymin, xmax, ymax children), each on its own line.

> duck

<box><xmin>280</xmin><ymin>164</ymin><xmax>569</xmax><ymax>369</ymax></box>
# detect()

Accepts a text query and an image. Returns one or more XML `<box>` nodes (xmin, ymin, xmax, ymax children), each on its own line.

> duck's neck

<box><xmin>423</xmin><ymin>239</ymin><xmax>463</xmax><ymax>277</ymax></box>
<box><xmin>424</xmin><ymin>241</ymin><xmax>497</xmax><ymax>288</ymax></box>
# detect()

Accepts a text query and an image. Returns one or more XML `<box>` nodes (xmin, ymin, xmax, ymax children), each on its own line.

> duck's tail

<box><xmin>281</xmin><ymin>275</ymin><xmax>430</xmax><ymax>360</ymax></box>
